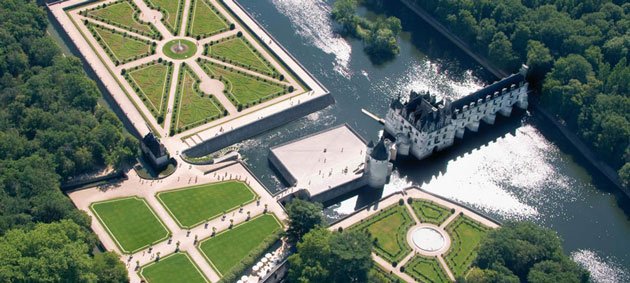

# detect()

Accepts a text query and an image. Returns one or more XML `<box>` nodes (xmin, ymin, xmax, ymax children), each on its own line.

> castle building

<box><xmin>384</xmin><ymin>66</ymin><xmax>529</xmax><ymax>160</ymax></box>
<box><xmin>365</xmin><ymin>136</ymin><xmax>394</xmax><ymax>188</ymax></box>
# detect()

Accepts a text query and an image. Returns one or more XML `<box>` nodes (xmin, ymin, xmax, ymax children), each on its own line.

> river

<box><xmin>234</xmin><ymin>0</ymin><xmax>630</xmax><ymax>281</ymax></box>
<box><xmin>47</xmin><ymin>0</ymin><xmax>629</xmax><ymax>281</ymax></box>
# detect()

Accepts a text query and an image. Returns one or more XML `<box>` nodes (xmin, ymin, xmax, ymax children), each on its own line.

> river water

<box><xmin>47</xmin><ymin>0</ymin><xmax>629</xmax><ymax>281</ymax></box>
<box><xmin>234</xmin><ymin>0</ymin><xmax>630</xmax><ymax>281</ymax></box>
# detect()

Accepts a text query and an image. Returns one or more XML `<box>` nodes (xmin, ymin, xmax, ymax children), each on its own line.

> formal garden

<box><xmin>171</xmin><ymin>63</ymin><xmax>226</xmax><ymax>134</ymax></box>
<box><xmin>403</xmin><ymin>256</ymin><xmax>450</xmax><ymax>283</ymax></box>
<box><xmin>90</xmin><ymin>197</ymin><xmax>170</xmax><ymax>254</ymax></box>
<box><xmin>87</xmin><ymin>22</ymin><xmax>156</xmax><ymax>65</ymax></box>
<box><xmin>81</xmin><ymin>0</ymin><xmax>161</xmax><ymax>39</ymax></box>
<box><xmin>139</xmin><ymin>252</ymin><xmax>208</xmax><ymax>283</ymax></box>
<box><xmin>123</xmin><ymin>60</ymin><xmax>174</xmax><ymax>124</ymax></box>
<box><xmin>156</xmin><ymin>180</ymin><xmax>258</xmax><ymax>228</ymax></box>
<box><xmin>350</xmin><ymin>204</ymin><xmax>414</xmax><ymax>264</ymax></box>
<box><xmin>410</xmin><ymin>198</ymin><xmax>453</xmax><ymax>225</ymax></box>
<box><xmin>144</xmin><ymin>0</ymin><xmax>185</xmax><ymax>35</ymax></box>
<box><xmin>187</xmin><ymin>0</ymin><xmax>231</xmax><ymax>39</ymax></box>
<box><xmin>200</xmin><ymin>59</ymin><xmax>289</xmax><ymax>111</ymax></box>
<box><xmin>205</xmin><ymin>34</ymin><xmax>280</xmax><ymax>77</ymax></box>
<box><xmin>198</xmin><ymin>214</ymin><xmax>283</xmax><ymax>281</ymax></box>
<box><xmin>444</xmin><ymin>214</ymin><xmax>489</xmax><ymax>278</ymax></box>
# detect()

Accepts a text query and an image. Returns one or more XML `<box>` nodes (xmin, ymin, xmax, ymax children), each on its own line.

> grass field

<box><xmin>188</xmin><ymin>0</ymin><xmax>228</xmax><ymax>37</ymax></box>
<box><xmin>146</xmin><ymin>0</ymin><xmax>183</xmax><ymax>34</ymax></box>
<box><xmin>87</xmin><ymin>0</ymin><xmax>157</xmax><ymax>37</ymax></box>
<box><xmin>198</xmin><ymin>214</ymin><xmax>282</xmax><ymax>276</ymax></box>
<box><xmin>89</xmin><ymin>23</ymin><xmax>152</xmax><ymax>64</ymax></box>
<box><xmin>410</xmin><ymin>199</ymin><xmax>453</xmax><ymax>225</ymax></box>
<box><xmin>201</xmin><ymin>61</ymin><xmax>285</xmax><ymax>108</ymax></box>
<box><xmin>404</xmin><ymin>256</ymin><xmax>450</xmax><ymax>283</ymax></box>
<box><xmin>207</xmin><ymin>37</ymin><xmax>277</xmax><ymax>76</ymax></box>
<box><xmin>140</xmin><ymin>252</ymin><xmax>208</xmax><ymax>283</ymax></box>
<box><xmin>157</xmin><ymin>181</ymin><xmax>257</xmax><ymax>228</ymax></box>
<box><xmin>127</xmin><ymin>61</ymin><xmax>172</xmax><ymax>121</ymax></box>
<box><xmin>350</xmin><ymin>204</ymin><xmax>414</xmax><ymax>264</ymax></box>
<box><xmin>90</xmin><ymin>197</ymin><xmax>170</xmax><ymax>254</ymax></box>
<box><xmin>175</xmin><ymin>65</ymin><xmax>224</xmax><ymax>130</ymax></box>
<box><xmin>162</xmin><ymin>39</ymin><xmax>197</xmax><ymax>60</ymax></box>
<box><xmin>444</xmin><ymin>215</ymin><xmax>489</xmax><ymax>278</ymax></box>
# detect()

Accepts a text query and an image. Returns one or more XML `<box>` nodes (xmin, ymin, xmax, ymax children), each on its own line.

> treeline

<box><xmin>409</xmin><ymin>0</ymin><xmax>630</xmax><ymax>187</ymax></box>
<box><xmin>332</xmin><ymin>0</ymin><xmax>402</xmax><ymax>62</ymax></box>
<box><xmin>0</xmin><ymin>0</ymin><xmax>135</xmax><ymax>281</ymax></box>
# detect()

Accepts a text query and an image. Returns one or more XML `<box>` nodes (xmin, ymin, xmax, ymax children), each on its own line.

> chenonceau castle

<box><xmin>384</xmin><ymin>66</ymin><xmax>529</xmax><ymax>160</ymax></box>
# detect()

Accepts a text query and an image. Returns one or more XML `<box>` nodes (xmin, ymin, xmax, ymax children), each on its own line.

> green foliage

<box><xmin>444</xmin><ymin>215</ymin><xmax>489</xmax><ymax>278</ymax></box>
<box><xmin>410</xmin><ymin>199</ymin><xmax>453</xmax><ymax>225</ymax></box>
<box><xmin>0</xmin><ymin>220</ymin><xmax>127</xmax><ymax>282</ymax></box>
<box><xmin>288</xmin><ymin>228</ymin><xmax>373</xmax><ymax>283</ymax></box>
<box><xmin>411</xmin><ymin>0</ymin><xmax>630</xmax><ymax>188</ymax></box>
<box><xmin>285</xmin><ymin>199</ymin><xmax>325</xmax><ymax>244</ymax></box>
<box><xmin>331</xmin><ymin>0</ymin><xmax>402</xmax><ymax>62</ymax></box>
<box><xmin>474</xmin><ymin>222</ymin><xmax>589</xmax><ymax>282</ymax></box>
<box><xmin>403</xmin><ymin>256</ymin><xmax>449</xmax><ymax>283</ymax></box>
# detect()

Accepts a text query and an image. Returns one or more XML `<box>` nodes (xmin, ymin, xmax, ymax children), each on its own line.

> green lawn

<box><xmin>201</xmin><ymin>61</ymin><xmax>285</xmax><ymax>108</ymax></box>
<box><xmin>140</xmin><ymin>252</ymin><xmax>208</xmax><ymax>283</ymax></box>
<box><xmin>198</xmin><ymin>214</ymin><xmax>282</xmax><ymax>276</ymax></box>
<box><xmin>410</xmin><ymin>199</ymin><xmax>453</xmax><ymax>226</ymax></box>
<box><xmin>162</xmin><ymin>39</ymin><xmax>197</xmax><ymax>60</ymax></box>
<box><xmin>87</xmin><ymin>0</ymin><xmax>157</xmax><ymax>37</ymax></box>
<box><xmin>206</xmin><ymin>37</ymin><xmax>278</xmax><ymax>76</ymax></box>
<box><xmin>89</xmin><ymin>23</ymin><xmax>153</xmax><ymax>64</ymax></box>
<box><xmin>146</xmin><ymin>0</ymin><xmax>183</xmax><ymax>35</ymax></box>
<box><xmin>127</xmin><ymin>61</ymin><xmax>172</xmax><ymax>122</ymax></box>
<box><xmin>90</xmin><ymin>197</ymin><xmax>170</xmax><ymax>254</ymax></box>
<box><xmin>188</xmin><ymin>0</ymin><xmax>229</xmax><ymax>37</ymax></box>
<box><xmin>174</xmin><ymin>65</ymin><xmax>224</xmax><ymax>131</ymax></box>
<box><xmin>404</xmin><ymin>256</ymin><xmax>450</xmax><ymax>283</ymax></box>
<box><xmin>157</xmin><ymin>181</ymin><xmax>257</xmax><ymax>228</ymax></box>
<box><xmin>444</xmin><ymin>215</ymin><xmax>489</xmax><ymax>278</ymax></box>
<box><xmin>350</xmin><ymin>204</ymin><xmax>414</xmax><ymax>263</ymax></box>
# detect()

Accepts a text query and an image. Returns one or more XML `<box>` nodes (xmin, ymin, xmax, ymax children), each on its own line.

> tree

<box><xmin>474</xmin><ymin>222</ymin><xmax>588</xmax><ymax>281</ymax></box>
<box><xmin>288</xmin><ymin>228</ymin><xmax>373</xmax><ymax>283</ymax></box>
<box><xmin>0</xmin><ymin>220</ymin><xmax>98</xmax><ymax>282</ymax></box>
<box><xmin>285</xmin><ymin>199</ymin><xmax>325</xmax><ymax>244</ymax></box>
<box><xmin>488</xmin><ymin>32</ymin><xmax>517</xmax><ymax>70</ymax></box>
<box><xmin>527</xmin><ymin>259</ymin><xmax>589</xmax><ymax>283</ymax></box>
<box><xmin>93</xmin><ymin>252</ymin><xmax>129</xmax><ymax>283</ymax></box>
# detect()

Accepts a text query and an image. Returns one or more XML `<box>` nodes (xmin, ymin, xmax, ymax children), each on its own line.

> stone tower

<box><xmin>365</xmin><ymin>136</ymin><xmax>393</xmax><ymax>188</ymax></box>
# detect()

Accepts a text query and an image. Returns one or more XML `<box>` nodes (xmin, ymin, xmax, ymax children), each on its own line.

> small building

<box><xmin>140</xmin><ymin>133</ymin><xmax>170</xmax><ymax>171</ymax></box>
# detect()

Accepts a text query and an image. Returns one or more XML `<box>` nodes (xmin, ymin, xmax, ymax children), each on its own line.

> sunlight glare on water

<box><xmin>270</xmin><ymin>0</ymin><xmax>353</xmax><ymax>78</ymax></box>
<box><xmin>572</xmin><ymin>250</ymin><xmax>629</xmax><ymax>283</ymax></box>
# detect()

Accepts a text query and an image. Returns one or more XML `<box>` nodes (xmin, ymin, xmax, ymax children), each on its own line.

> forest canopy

<box><xmin>0</xmin><ymin>0</ymin><xmax>135</xmax><ymax>280</ymax></box>
<box><xmin>409</xmin><ymin>0</ymin><xmax>630</xmax><ymax>187</ymax></box>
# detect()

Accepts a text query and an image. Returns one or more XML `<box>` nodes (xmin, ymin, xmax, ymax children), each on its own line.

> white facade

<box><xmin>384</xmin><ymin>73</ymin><xmax>529</xmax><ymax>161</ymax></box>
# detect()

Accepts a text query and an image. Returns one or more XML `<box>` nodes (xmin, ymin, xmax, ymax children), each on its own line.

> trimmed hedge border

<box><xmin>170</xmin><ymin>63</ymin><xmax>227</xmax><ymax>135</ymax></box>
<box><xmin>123</xmin><ymin>60</ymin><xmax>174</xmax><ymax>124</ymax></box>
<box><xmin>409</xmin><ymin>198</ymin><xmax>453</xmax><ymax>225</ymax></box>
<box><xmin>199</xmin><ymin>59</ymin><xmax>289</xmax><ymax>112</ymax></box>
<box><xmin>144</xmin><ymin>0</ymin><xmax>185</xmax><ymax>36</ymax></box>
<box><xmin>444</xmin><ymin>214</ymin><xmax>489</xmax><ymax>277</ymax></box>
<box><xmin>348</xmin><ymin>204</ymin><xmax>413</xmax><ymax>264</ymax></box>
<box><xmin>79</xmin><ymin>0</ymin><xmax>162</xmax><ymax>39</ymax></box>
<box><xmin>204</xmin><ymin>34</ymin><xmax>280</xmax><ymax>78</ymax></box>
<box><xmin>86</xmin><ymin>21</ymin><xmax>156</xmax><ymax>66</ymax></box>
<box><xmin>403</xmin><ymin>255</ymin><xmax>449</xmax><ymax>283</ymax></box>
<box><xmin>186</xmin><ymin>0</ymin><xmax>231</xmax><ymax>39</ymax></box>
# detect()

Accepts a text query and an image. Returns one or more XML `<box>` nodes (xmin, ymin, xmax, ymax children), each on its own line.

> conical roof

<box><xmin>370</xmin><ymin>138</ymin><xmax>389</xmax><ymax>161</ymax></box>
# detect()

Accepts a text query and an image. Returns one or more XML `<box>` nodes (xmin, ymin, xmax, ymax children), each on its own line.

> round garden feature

<box><xmin>163</xmin><ymin>39</ymin><xmax>197</xmax><ymax>60</ymax></box>
<box><xmin>411</xmin><ymin>227</ymin><xmax>445</xmax><ymax>252</ymax></box>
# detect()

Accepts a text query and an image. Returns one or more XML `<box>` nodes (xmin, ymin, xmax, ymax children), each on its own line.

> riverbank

<box><xmin>397</xmin><ymin>0</ymin><xmax>627</xmax><ymax>198</ymax></box>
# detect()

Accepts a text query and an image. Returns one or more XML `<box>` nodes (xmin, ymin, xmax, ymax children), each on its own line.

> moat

<box><xmin>48</xmin><ymin>0</ymin><xmax>629</xmax><ymax>281</ymax></box>
<box><xmin>234</xmin><ymin>0</ymin><xmax>629</xmax><ymax>281</ymax></box>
